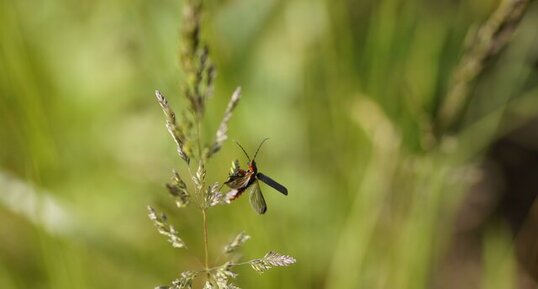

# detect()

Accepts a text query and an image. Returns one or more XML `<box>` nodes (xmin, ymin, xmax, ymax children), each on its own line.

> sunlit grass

<box><xmin>1</xmin><ymin>0</ymin><xmax>537</xmax><ymax>288</ymax></box>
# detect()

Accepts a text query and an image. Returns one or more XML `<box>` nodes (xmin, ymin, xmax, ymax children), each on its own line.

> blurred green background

<box><xmin>1</xmin><ymin>0</ymin><xmax>538</xmax><ymax>288</ymax></box>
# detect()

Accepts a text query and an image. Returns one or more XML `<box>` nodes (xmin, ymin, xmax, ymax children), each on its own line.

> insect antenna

<box><xmin>253</xmin><ymin>138</ymin><xmax>269</xmax><ymax>161</ymax></box>
<box><xmin>234</xmin><ymin>141</ymin><xmax>251</xmax><ymax>161</ymax></box>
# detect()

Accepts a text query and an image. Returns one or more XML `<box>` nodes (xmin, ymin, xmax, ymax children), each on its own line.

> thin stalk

<box><xmin>202</xmin><ymin>208</ymin><xmax>209</xmax><ymax>276</ymax></box>
<box><xmin>199</xmin><ymin>258</ymin><xmax>262</xmax><ymax>274</ymax></box>
<box><xmin>436</xmin><ymin>0</ymin><xmax>532</xmax><ymax>135</ymax></box>
<box><xmin>188</xmin><ymin>258</ymin><xmax>266</xmax><ymax>280</ymax></box>
<box><xmin>197</xmin><ymin>117</ymin><xmax>203</xmax><ymax>160</ymax></box>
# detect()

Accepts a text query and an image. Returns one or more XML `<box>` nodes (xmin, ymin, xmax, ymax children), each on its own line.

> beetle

<box><xmin>224</xmin><ymin>138</ymin><xmax>288</xmax><ymax>214</ymax></box>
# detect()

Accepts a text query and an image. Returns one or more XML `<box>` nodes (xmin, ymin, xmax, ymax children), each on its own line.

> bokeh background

<box><xmin>1</xmin><ymin>0</ymin><xmax>538</xmax><ymax>288</ymax></box>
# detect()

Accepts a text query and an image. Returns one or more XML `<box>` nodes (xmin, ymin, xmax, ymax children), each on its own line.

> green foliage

<box><xmin>224</xmin><ymin>232</ymin><xmax>250</xmax><ymax>254</ymax></box>
<box><xmin>166</xmin><ymin>170</ymin><xmax>190</xmax><ymax>208</ymax></box>
<box><xmin>148</xmin><ymin>0</ymin><xmax>295</xmax><ymax>288</ymax></box>
<box><xmin>248</xmin><ymin>251</ymin><xmax>297</xmax><ymax>273</ymax></box>
<box><xmin>0</xmin><ymin>0</ymin><xmax>537</xmax><ymax>288</ymax></box>
<box><xmin>148</xmin><ymin>206</ymin><xmax>187</xmax><ymax>249</ymax></box>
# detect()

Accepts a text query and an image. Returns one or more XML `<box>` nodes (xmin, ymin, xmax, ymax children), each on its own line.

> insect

<box><xmin>224</xmin><ymin>138</ymin><xmax>288</xmax><ymax>214</ymax></box>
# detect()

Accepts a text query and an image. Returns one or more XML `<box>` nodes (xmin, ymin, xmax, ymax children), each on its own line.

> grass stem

<box><xmin>202</xmin><ymin>208</ymin><xmax>209</xmax><ymax>275</ymax></box>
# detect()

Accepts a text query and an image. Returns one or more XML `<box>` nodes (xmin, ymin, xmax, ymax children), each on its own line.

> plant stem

<box><xmin>202</xmin><ymin>208</ymin><xmax>209</xmax><ymax>275</ymax></box>
<box><xmin>196</xmin><ymin>115</ymin><xmax>203</xmax><ymax>160</ymax></box>
<box><xmin>198</xmin><ymin>259</ymin><xmax>260</xmax><ymax>274</ymax></box>
<box><xmin>436</xmin><ymin>0</ymin><xmax>532</xmax><ymax>135</ymax></box>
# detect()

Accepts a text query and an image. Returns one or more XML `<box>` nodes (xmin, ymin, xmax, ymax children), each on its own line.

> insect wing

<box><xmin>257</xmin><ymin>172</ymin><xmax>288</xmax><ymax>195</ymax></box>
<box><xmin>225</xmin><ymin>169</ymin><xmax>250</xmax><ymax>189</ymax></box>
<box><xmin>226</xmin><ymin>170</ymin><xmax>256</xmax><ymax>201</ymax></box>
<box><xmin>249</xmin><ymin>181</ymin><xmax>267</xmax><ymax>214</ymax></box>
<box><xmin>226</xmin><ymin>189</ymin><xmax>242</xmax><ymax>201</ymax></box>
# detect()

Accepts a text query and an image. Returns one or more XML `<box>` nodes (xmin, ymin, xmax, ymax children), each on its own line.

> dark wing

<box><xmin>257</xmin><ymin>172</ymin><xmax>288</xmax><ymax>196</ymax></box>
<box><xmin>225</xmin><ymin>169</ymin><xmax>251</xmax><ymax>189</ymax></box>
<box><xmin>249</xmin><ymin>181</ymin><xmax>267</xmax><ymax>214</ymax></box>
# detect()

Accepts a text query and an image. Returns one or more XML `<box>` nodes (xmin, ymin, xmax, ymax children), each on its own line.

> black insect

<box><xmin>224</xmin><ymin>138</ymin><xmax>288</xmax><ymax>214</ymax></box>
